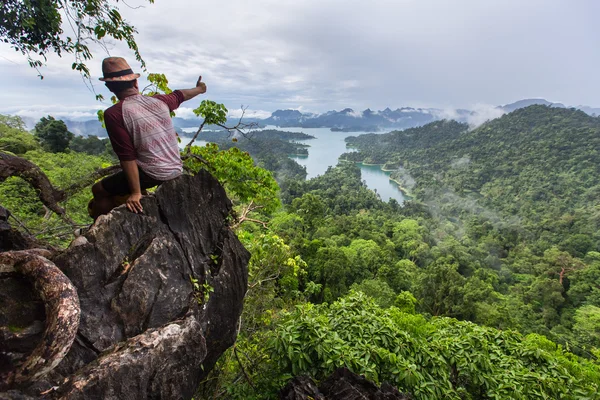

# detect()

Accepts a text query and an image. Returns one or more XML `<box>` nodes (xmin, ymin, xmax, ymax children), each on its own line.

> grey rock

<box><xmin>2</xmin><ymin>171</ymin><xmax>250</xmax><ymax>399</ymax></box>
<box><xmin>278</xmin><ymin>375</ymin><xmax>324</xmax><ymax>400</ymax></box>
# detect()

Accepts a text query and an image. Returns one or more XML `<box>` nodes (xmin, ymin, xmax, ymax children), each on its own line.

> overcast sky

<box><xmin>0</xmin><ymin>0</ymin><xmax>598</xmax><ymax>120</ymax></box>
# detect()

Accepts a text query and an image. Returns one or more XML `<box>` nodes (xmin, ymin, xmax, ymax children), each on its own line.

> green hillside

<box><xmin>344</xmin><ymin>106</ymin><xmax>600</xmax><ymax>247</ymax></box>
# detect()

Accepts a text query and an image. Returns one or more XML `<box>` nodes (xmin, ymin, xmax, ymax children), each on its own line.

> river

<box><xmin>268</xmin><ymin>126</ymin><xmax>406</xmax><ymax>204</ymax></box>
<box><xmin>180</xmin><ymin>126</ymin><xmax>406</xmax><ymax>203</ymax></box>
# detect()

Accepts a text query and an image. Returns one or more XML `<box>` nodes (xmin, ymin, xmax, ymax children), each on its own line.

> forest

<box><xmin>1</xmin><ymin>104</ymin><xmax>600</xmax><ymax>398</ymax></box>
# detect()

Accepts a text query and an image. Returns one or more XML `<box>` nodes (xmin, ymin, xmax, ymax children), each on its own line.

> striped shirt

<box><xmin>104</xmin><ymin>91</ymin><xmax>184</xmax><ymax>181</ymax></box>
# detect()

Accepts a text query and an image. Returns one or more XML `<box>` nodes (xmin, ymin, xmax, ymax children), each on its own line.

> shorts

<box><xmin>100</xmin><ymin>167</ymin><xmax>163</xmax><ymax>196</ymax></box>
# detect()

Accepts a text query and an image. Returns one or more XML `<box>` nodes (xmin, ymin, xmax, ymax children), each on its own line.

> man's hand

<box><xmin>196</xmin><ymin>76</ymin><xmax>207</xmax><ymax>94</ymax></box>
<box><xmin>126</xmin><ymin>193</ymin><xmax>144</xmax><ymax>214</ymax></box>
<box><xmin>181</xmin><ymin>76</ymin><xmax>207</xmax><ymax>101</ymax></box>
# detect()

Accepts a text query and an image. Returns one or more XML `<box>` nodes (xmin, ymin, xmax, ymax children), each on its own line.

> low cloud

<box><xmin>466</xmin><ymin>104</ymin><xmax>506</xmax><ymax>128</ymax></box>
<box><xmin>174</xmin><ymin>107</ymin><xmax>272</xmax><ymax>120</ymax></box>
<box><xmin>432</xmin><ymin>104</ymin><xmax>505</xmax><ymax>128</ymax></box>
<box><xmin>450</xmin><ymin>155</ymin><xmax>471</xmax><ymax>168</ymax></box>
<box><xmin>424</xmin><ymin>188</ymin><xmax>522</xmax><ymax>241</ymax></box>
<box><xmin>392</xmin><ymin>167</ymin><xmax>416</xmax><ymax>190</ymax></box>
<box><xmin>1</xmin><ymin>105</ymin><xmax>104</xmax><ymax>123</ymax></box>
<box><xmin>173</xmin><ymin>107</ymin><xmax>199</xmax><ymax>119</ymax></box>
<box><xmin>228</xmin><ymin>108</ymin><xmax>272</xmax><ymax>120</ymax></box>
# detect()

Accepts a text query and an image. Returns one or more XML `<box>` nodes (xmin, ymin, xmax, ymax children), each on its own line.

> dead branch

<box><xmin>231</xmin><ymin>201</ymin><xmax>268</xmax><ymax>229</ymax></box>
<box><xmin>248</xmin><ymin>274</ymin><xmax>280</xmax><ymax>290</ymax></box>
<box><xmin>0</xmin><ymin>152</ymin><xmax>121</xmax><ymax>227</ymax></box>
<box><xmin>0</xmin><ymin>152</ymin><xmax>66</xmax><ymax>216</ymax></box>
<box><xmin>0</xmin><ymin>250</ymin><xmax>80</xmax><ymax>390</ymax></box>
<box><xmin>184</xmin><ymin>120</ymin><xmax>207</xmax><ymax>154</ymax></box>
<box><xmin>183</xmin><ymin>107</ymin><xmax>259</xmax><ymax>156</ymax></box>
<box><xmin>217</xmin><ymin>107</ymin><xmax>259</xmax><ymax>139</ymax></box>
<box><xmin>7</xmin><ymin>213</ymin><xmax>33</xmax><ymax>236</ymax></box>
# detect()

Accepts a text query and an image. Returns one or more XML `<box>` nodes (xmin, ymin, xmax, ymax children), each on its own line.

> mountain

<box><xmin>577</xmin><ymin>105</ymin><xmax>600</xmax><ymax>116</ymax></box>
<box><xmin>260</xmin><ymin>107</ymin><xmax>447</xmax><ymax>131</ymax></box>
<box><xmin>500</xmin><ymin>99</ymin><xmax>600</xmax><ymax>116</ymax></box>
<box><xmin>64</xmin><ymin>119</ymin><xmax>106</xmax><ymax>137</ymax></box>
<box><xmin>499</xmin><ymin>98</ymin><xmax>565</xmax><ymax>112</ymax></box>
<box><xmin>344</xmin><ymin>104</ymin><xmax>600</xmax><ymax>235</ymax></box>
<box><xmin>13</xmin><ymin>99</ymin><xmax>599</xmax><ymax>137</ymax></box>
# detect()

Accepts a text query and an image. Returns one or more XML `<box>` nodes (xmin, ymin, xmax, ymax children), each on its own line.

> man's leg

<box><xmin>89</xmin><ymin>168</ymin><xmax>162</xmax><ymax>220</ymax></box>
<box><xmin>90</xmin><ymin>181</ymin><xmax>117</xmax><ymax>220</ymax></box>
<box><xmin>90</xmin><ymin>171</ymin><xmax>133</xmax><ymax>219</ymax></box>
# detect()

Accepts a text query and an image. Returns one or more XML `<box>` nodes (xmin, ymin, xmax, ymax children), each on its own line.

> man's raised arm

<box><xmin>179</xmin><ymin>76</ymin><xmax>207</xmax><ymax>102</ymax></box>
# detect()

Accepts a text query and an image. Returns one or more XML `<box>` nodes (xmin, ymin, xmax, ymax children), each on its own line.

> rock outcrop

<box><xmin>0</xmin><ymin>171</ymin><xmax>250</xmax><ymax>399</ymax></box>
<box><xmin>279</xmin><ymin>368</ymin><xmax>411</xmax><ymax>400</ymax></box>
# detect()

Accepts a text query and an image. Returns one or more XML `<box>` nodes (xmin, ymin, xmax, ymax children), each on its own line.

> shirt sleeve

<box><xmin>153</xmin><ymin>90</ymin><xmax>184</xmax><ymax>112</ymax></box>
<box><xmin>104</xmin><ymin>107</ymin><xmax>136</xmax><ymax>161</ymax></box>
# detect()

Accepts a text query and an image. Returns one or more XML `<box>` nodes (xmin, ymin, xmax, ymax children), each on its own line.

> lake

<box><xmin>272</xmin><ymin>126</ymin><xmax>406</xmax><ymax>203</ymax></box>
<box><xmin>180</xmin><ymin>126</ymin><xmax>406</xmax><ymax>203</ymax></box>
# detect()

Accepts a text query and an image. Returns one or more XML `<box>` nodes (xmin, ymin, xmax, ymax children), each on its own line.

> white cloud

<box><xmin>173</xmin><ymin>107</ymin><xmax>198</xmax><ymax>119</ymax></box>
<box><xmin>451</xmin><ymin>156</ymin><xmax>471</xmax><ymax>168</ymax></box>
<box><xmin>227</xmin><ymin>108</ymin><xmax>272</xmax><ymax>120</ymax></box>
<box><xmin>0</xmin><ymin>0</ymin><xmax>599</xmax><ymax>115</ymax></box>
<box><xmin>1</xmin><ymin>105</ymin><xmax>104</xmax><ymax>122</ymax></box>
<box><xmin>431</xmin><ymin>108</ymin><xmax>460</xmax><ymax>120</ymax></box>
<box><xmin>466</xmin><ymin>104</ymin><xmax>506</xmax><ymax>128</ymax></box>
<box><xmin>431</xmin><ymin>104</ymin><xmax>505</xmax><ymax>127</ymax></box>
<box><xmin>348</xmin><ymin>109</ymin><xmax>363</xmax><ymax>118</ymax></box>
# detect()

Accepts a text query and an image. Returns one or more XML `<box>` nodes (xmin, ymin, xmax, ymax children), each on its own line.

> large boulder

<box><xmin>1</xmin><ymin>171</ymin><xmax>250</xmax><ymax>399</ymax></box>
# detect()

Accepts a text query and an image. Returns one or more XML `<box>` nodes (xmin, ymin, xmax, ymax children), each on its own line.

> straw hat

<box><xmin>99</xmin><ymin>57</ymin><xmax>141</xmax><ymax>82</ymax></box>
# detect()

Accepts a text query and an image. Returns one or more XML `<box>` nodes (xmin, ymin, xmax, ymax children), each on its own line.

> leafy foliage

<box><xmin>35</xmin><ymin>116</ymin><xmax>74</xmax><ymax>153</ymax></box>
<box><xmin>0</xmin><ymin>115</ymin><xmax>39</xmax><ymax>154</ymax></box>
<box><xmin>184</xmin><ymin>144</ymin><xmax>281</xmax><ymax>213</ymax></box>
<box><xmin>243</xmin><ymin>292</ymin><xmax>600</xmax><ymax>399</ymax></box>
<box><xmin>0</xmin><ymin>0</ymin><xmax>154</xmax><ymax>79</ymax></box>
<box><xmin>0</xmin><ymin>149</ymin><xmax>112</xmax><ymax>245</ymax></box>
<box><xmin>194</xmin><ymin>100</ymin><xmax>228</xmax><ymax>126</ymax></box>
<box><xmin>69</xmin><ymin>135</ymin><xmax>111</xmax><ymax>155</ymax></box>
<box><xmin>5</xmin><ymin>103</ymin><xmax>600</xmax><ymax>398</ymax></box>
<box><xmin>188</xmin><ymin>129</ymin><xmax>309</xmax><ymax>183</ymax></box>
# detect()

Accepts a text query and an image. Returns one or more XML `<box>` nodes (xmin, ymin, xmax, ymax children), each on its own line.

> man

<box><xmin>90</xmin><ymin>57</ymin><xmax>206</xmax><ymax>219</ymax></box>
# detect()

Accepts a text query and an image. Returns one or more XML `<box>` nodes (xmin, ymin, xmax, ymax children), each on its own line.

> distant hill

<box><xmin>12</xmin><ymin>98</ymin><xmax>599</xmax><ymax>136</ymax></box>
<box><xmin>343</xmin><ymin>105</ymin><xmax>600</xmax><ymax>237</ymax></box>
<box><xmin>260</xmin><ymin>107</ymin><xmax>472</xmax><ymax>130</ymax></box>
<box><xmin>499</xmin><ymin>98</ymin><xmax>566</xmax><ymax>113</ymax></box>
<box><xmin>64</xmin><ymin>119</ymin><xmax>106</xmax><ymax>137</ymax></box>
<box><xmin>577</xmin><ymin>105</ymin><xmax>600</xmax><ymax>116</ymax></box>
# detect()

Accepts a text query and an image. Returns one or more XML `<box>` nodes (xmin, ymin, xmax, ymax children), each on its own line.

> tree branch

<box><xmin>231</xmin><ymin>201</ymin><xmax>267</xmax><ymax>229</ymax></box>
<box><xmin>0</xmin><ymin>250</ymin><xmax>80</xmax><ymax>390</ymax></box>
<box><xmin>216</xmin><ymin>106</ymin><xmax>259</xmax><ymax>139</ymax></box>
<box><xmin>0</xmin><ymin>151</ymin><xmax>66</xmax><ymax>216</ymax></box>
<box><xmin>184</xmin><ymin>120</ymin><xmax>207</xmax><ymax>154</ymax></box>
<box><xmin>233</xmin><ymin>346</ymin><xmax>256</xmax><ymax>390</ymax></box>
<box><xmin>0</xmin><ymin>152</ymin><xmax>121</xmax><ymax>227</ymax></box>
<box><xmin>248</xmin><ymin>274</ymin><xmax>280</xmax><ymax>290</ymax></box>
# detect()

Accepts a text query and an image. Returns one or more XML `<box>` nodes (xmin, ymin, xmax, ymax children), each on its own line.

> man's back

<box><xmin>104</xmin><ymin>91</ymin><xmax>184</xmax><ymax>181</ymax></box>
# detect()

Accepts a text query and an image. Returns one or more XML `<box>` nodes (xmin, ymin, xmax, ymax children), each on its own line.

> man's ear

<box><xmin>134</xmin><ymin>80</ymin><xmax>139</xmax><ymax>90</ymax></box>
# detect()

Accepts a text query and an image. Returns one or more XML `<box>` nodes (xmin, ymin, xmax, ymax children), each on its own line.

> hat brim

<box><xmin>99</xmin><ymin>73</ymin><xmax>141</xmax><ymax>82</ymax></box>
